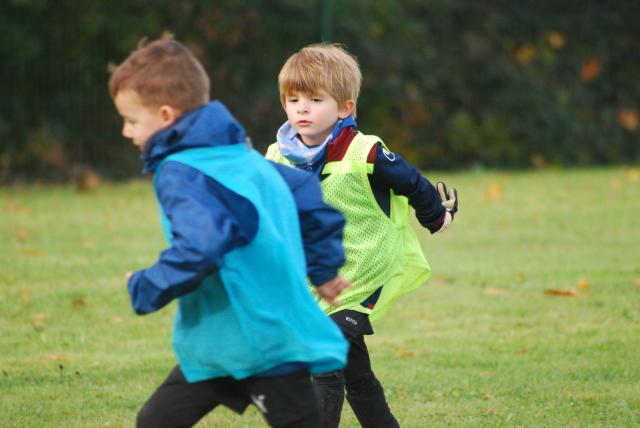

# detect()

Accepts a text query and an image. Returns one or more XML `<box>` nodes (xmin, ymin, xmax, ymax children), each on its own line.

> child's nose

<box><xmin>297</xmin><ymin>102</ymin><xmax>309</xmax><ymax>113</ymax></box>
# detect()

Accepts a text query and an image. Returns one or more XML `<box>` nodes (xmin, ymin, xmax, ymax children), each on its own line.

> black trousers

<box><xmin>314</xmin><ymin>310</ymin><xmax>400</xmax><ymax>428</ymax></box>
<box><xmin>137</xmin><ymin>365</ymin><xmax>323</xmax><ymax>428</ymax></box>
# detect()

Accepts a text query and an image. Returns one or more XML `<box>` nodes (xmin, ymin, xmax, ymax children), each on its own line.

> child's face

<box><xmin>284</xmin><ymin>90</ymin><xmax>354</xmax><ymax>147</ymax></box>
<box><xmin>114</xmin><ymin>89</ymin><xmax>176</xmax><ymax>151</ymax></box>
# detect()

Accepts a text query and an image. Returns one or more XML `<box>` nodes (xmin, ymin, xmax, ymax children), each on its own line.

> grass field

<box><xmin>1</xmin><ymin>167</ymin><xmax>639</xmax><ymax>427</ymax></box>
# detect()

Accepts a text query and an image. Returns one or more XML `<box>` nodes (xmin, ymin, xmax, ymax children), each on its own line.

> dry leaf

<box><xmin>547</xmin><ymin>31</ymin><xmax>565</xmax><ymax>49</ymax></box>
<box><xmin>626</xmin><ymin>169</ymin><xmax>639</xmax><ymax>183</ymax></box>
<box><xmin>544</xmin><ymin>288</ymin><xmax>578</xmax><ymax>297</ymax></box>
<box><xmin>580</xmin><ymin>59</ymin><xmax>601</xmax><ymax>83</ymax></box>
<box><xmin>0</xmin><ymin>274</ymin><xmax>15</xmax><ymax>284</ymax></box>
<box><xmin>32</xmin><ymin>319</ymin><xmax>47</xmax><ymax>330</ymax></box>
<box><xmin>72</xmin><ymin>297</ymin><xmax>86</xmax><ymax>308</ymax></box>
<box><xmin>516</xmin><ymin>43</ymin><xmax>536</xmax><ymax>65</ymax></box>
<box><xmin>21</xmin><ymin>249</ymin><xmax>44</xmax><ymax>257</ymax></box>
<box><xmin>633</xmin><ymin>278</ymin><xmax>640</xmax><ymax>287</ymax></box>
<box><xmin>482</xmin><ymin>182</ymin><xmax>503</xmax><ymax>202</ymax></box>
<box><xmin>517</xmin><ymin>348</ymin><xmax>530</xmax><ymax>355</ymax></box>
<box><xmin>395</xmin><ymin>350</ymin><xmax>414</xmax><ymax>357</ymax></box>
<box><xmin>577</xmin><ymin>279</ymin><xmax>590</xmax><ymax>291</ymax></box>
<box><xmin>21</xmin><ymin>288</ymin><xmax>30</xmax><ymax>304</ymax></box>
<box><xmin>484</xmin><ymin>391</ymin><xmax>495</xmax><ymax>400</ymax></box>
<box><xmin>48</xmin><ymin>354</ymin><xmax>67</xmax><ymax>362</ymax></box>
<box><xmin>617</xmin><ymin>109</ymin><xmax>639</xmax><ymax>132</ymax></box>
<box><xmin>516</xmin><ymin>272</ymin><xmax>526</xmax><ymax>284</ymax></box>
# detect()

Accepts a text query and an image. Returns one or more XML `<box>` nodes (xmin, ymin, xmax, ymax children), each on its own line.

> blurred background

<box><xmin>1</xmin><ymin>0</ymin><xmax>638</xmax><ymax>183</ymax></box>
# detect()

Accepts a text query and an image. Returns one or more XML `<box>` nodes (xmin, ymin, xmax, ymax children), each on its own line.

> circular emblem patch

<box><xmin>382</xmin><ymin>147</ymin><xmax>396</xmax><ymax>161</ymax></box>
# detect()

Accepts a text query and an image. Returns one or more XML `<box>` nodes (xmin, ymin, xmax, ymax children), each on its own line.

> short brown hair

<box><xmin>279</xmin><ymin>44</ymin><xmax>362</xmax><ymax>116</ymax></box>
<box><xmin>109</xmin><ymin>34</ymin><xmax>210</xmax><ymax>112</ymax></box>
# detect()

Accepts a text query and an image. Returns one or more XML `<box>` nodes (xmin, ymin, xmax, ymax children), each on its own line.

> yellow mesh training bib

<box><xmin>266</xmin><ymin>133</ymin><xmax>431</xmax><ymax>321</ymax></box>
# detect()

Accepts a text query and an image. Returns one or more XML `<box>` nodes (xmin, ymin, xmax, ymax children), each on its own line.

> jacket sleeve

<box><xmin>127</xmin><ymin>162</ymin><xmax>252</xmax><ymax>315</ymax></box>
<box><xmin>271</xmin><ymin>162</ymin><xmax>346</xmax><ymax>286</ymax></box>
<box><xmin>370</xmin><ymin>144</ymin><xmax>446</xmax><ymax>233</ymax></box>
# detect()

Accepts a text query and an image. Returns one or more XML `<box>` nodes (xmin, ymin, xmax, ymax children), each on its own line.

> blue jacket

<box><xmin>128</xmin><ymin>101</ymin><xmax>348</xmax><ymax>381</ymax></box>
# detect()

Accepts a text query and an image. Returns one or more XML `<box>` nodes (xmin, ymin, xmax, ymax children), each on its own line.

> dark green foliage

<box><xmin>1</xmin><ymin>0</ymin><xmax>638</xmax><ymax>181</ymax></box>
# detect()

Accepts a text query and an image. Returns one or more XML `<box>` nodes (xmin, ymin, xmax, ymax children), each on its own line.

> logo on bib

<box><xmin>382</xmin><ymin>148</ymin><xmax>396</xmax><ymax>162</ymax></box>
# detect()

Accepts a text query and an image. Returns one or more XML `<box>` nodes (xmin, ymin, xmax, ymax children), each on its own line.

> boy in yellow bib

<box><xmin>266</xmin><ymin>44</ymin><xmax>458</xmax><ymax>427</ymax></box>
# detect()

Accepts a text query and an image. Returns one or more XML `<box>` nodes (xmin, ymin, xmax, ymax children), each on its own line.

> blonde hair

<box><xmin>109</xmin><ymin>33</ymin><xmax>210</xmax><ymax>112</ymax></box>
<box><xmin>279</xmin><ymin>43</ymin><xmax>361</xmax><ymax>116</ymax></box>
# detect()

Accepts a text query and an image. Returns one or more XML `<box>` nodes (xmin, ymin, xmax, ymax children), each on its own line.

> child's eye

<box><xmin>288</xmin><ymin>98</ymin><xmax>298</xmax><ymax>103</ymax></box>
<box><xmin>312</xmin><ymin>98</ymin><xmax>323</xmax><ymax>102</ymax></box>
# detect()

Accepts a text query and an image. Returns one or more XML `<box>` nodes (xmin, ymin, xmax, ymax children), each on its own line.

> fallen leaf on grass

<box><xmin>395</xmin><ymin>350</ymin><xmax>414</xmax><ymax>357</ymax></box>
<box><xmin>481</xmin><ymin>182</ymin><xmax>502</xmax><ymax>203</ymax></box>
<box><xmin>21</xmin><ymin>288</ymin><xmax>30</xmax><ymax>304</ymax></box>
<box><xmin>626</xmin><ymin>168</ymin><xmax>639</xmax><ymax>182</ymax></box>
<box><xmin>0</xmin><ymin>274</ymin><xmax>15</xmax><ymax>284</ymax></box>
<box><xmin>544</xmin><ymin>288</ymin><xmax>578</xmax><ymax>297</ymax></box>
<box><xmin>634</xmin><ymin>278</ymin><xmax>640</xmax><ymax>287</ymax></box>
<box><xmin>72</xmin><ymin>297</ymin><xmax>86</xmax><ymax>308</ymax></box>
<box><xmin>487</xmin><ymin>407</ymin><xmax>497</xmax><ymax>415</ymax></box>
<box><xmin>516</xmin><ymin>272</ymin><xmax>526</xmax><ymax>284</ymax></box>
<box><xmin>20</xmin><ymin>249</ymin><xmax>44</xmax><ymax>257</ymax></box>
<box><xmin>111</xmin><ymin>317</ymin><xmax>124</xmax><ymax>325</ymax></box>
<box><xmin>48</xmin><ymin>353</ymin><xmax>67</xmax><ymax>362</ymax></box>
<box><xmin>517</xmin><ymin>348</ymin><xmax>530</xmax><ymax>355</ymax></box>
<box><xmin>15</xmin><ymin>228</ymin><xmax>32</xmax><ymax>243</ymax></box>
<box><xmin>577</xmin><ymin>279</ymin><xmax>590</xmax><ymax>291</ymax></box>
<box><xmin>484</xmin><ymin>391</ymin><xmax>495</xmax><ymax>400</ymax></box>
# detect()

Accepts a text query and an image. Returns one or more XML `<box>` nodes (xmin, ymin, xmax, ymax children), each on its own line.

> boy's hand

<box><xmin>317</xmin><ymin>276</ymin><xmax>351</xmax><ymax>306</ymax></box>
<box><xmin>435</xmin><ymin>181</ymin><xmax>458</xmax><ymax>233</ymax></box>
<box><xmin>437</xmin><ymin>181</ymin><xmax>458</xmax><ymax>217</ymax></box>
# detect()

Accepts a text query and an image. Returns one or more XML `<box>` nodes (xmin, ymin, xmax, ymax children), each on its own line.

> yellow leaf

<box><xmin>544</xmin><ymin>288</ymin><xmax>578</xmax><ymax>297</ymax></box>
<box><xmin>617</xmin><ymin>109</ymin><xmax>639</xmax><ymax>132</ymax></box>
<box><xmin>21</xmin><ymin>249</ymin><xmax>43</xmax><ymax>257</ymax></box>
<box><xmin>395</xmin><ymin>350</ymin><xmax>414</xmax><ymax>357</ymax></box>
<box><xmin>626</xmin><ymin>168</ymin><xmax>639</xmax><ymax>183</ymax></box>
<box><xmin>48</xmin><ymin>354</ymin><xmax>67</xmax><ymax>362</ymax></box>
<box><xmin>516</xmin><ymin>272</ymin><xmax>526</xmax><ymax>284</ymax></box>
<box><xmin>577</xmin><ymin>279</ymin><xmax>590</xmax><ymax>291</ymax></box>
<box><xmin>634</xmin><ymin>278</ymin><xmax>640</xmax><ymax>287</ymax></box>
<box><xmin>547</xmin><ymin>31</ymin><xmax>565</xmax><ymax>49</ymax></box>
<box><xmin>481</xmin><ymin>182</ymin><xmax>502</xmax><ymax>202</ymax></box>
<box><xmin>21</xmin><ymin>288</ymin><xmax>30</xmax><ymax>304</ymax></box>
<box><xmin>516</xmin><ymin>43</ymin><xmax>537</xmax><ymax>65</ymax></box>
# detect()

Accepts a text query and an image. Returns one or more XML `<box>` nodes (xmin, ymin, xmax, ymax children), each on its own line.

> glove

<box><xmin>436</xmin><ymin>181</ymin><xmax>458</xmax><ymax>232</ymax></box>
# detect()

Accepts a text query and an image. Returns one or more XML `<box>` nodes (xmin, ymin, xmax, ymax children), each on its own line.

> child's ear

<box><xmin>159</xmin><ymin>105</ymin><xmax>181</xmax><ymax>126</ymax></box>
<box><xmin>338</xmin><ymin>99</ymin><xmax>356</xmax><ymax>119</ymax></box>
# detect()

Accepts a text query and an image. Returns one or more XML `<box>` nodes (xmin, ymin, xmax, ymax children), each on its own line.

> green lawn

<box><xmin>1</xmin><ymin>167</ymin><xmax>639</xmax><ymax>427</ymax></box>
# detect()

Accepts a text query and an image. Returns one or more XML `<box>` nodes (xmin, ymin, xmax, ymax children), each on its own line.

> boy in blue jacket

<box><xmin>109</xmin><ymin>35</ymin><xmax>350</xmax><ymax>428</ymax></box>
